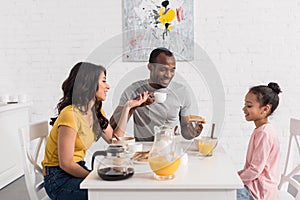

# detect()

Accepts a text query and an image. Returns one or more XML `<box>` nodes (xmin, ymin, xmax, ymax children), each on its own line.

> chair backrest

<box><xmin>278</xmin><ymin>118</ymin><xmax>300</xmax><ymax>199</ymax></box>
<box><xmin>19</xmin><ymin>120</ymin><xmax>50</xmax><ymax>200</ymax></box>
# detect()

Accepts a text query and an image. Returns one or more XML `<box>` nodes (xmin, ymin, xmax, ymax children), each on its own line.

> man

<box><xmin>110</xmin><ymin>47</ymin><xmax>203</xmax><ymax>141</ymax></box>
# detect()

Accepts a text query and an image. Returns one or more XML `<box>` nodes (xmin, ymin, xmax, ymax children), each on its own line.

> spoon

<box><xmin>210</xmin><ymin>123</ymin><xmax>215</xmax><ymax>139</ymax></box>
<box><xmin>174</xmin><ymin>125</ymin><xmax>180</xmax><ymax>135</ymax></box>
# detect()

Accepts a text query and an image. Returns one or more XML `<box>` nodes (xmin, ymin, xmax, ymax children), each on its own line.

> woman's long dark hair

<box><xmin>50</xmin><ymin>62</ymin><xmax>108</xmax><ymax>141</ymax></box>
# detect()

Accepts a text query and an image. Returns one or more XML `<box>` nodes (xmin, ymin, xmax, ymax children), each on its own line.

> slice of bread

<box><xmin>187</xmin><ymin>115</ymin><xmax>206</xmax><ymax>123</ymax></box>
<box><xmin>131</xmin><ymin>151</ymin><xmax>150</xmax><ymax>162</ymax></box>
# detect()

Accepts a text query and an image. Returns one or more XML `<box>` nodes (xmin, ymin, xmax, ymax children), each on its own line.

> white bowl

<box><xmin>112</xmin><ymin>137</ymin><xmax>136</xmax><ymax>151</ymax></box>
<box><xmin>112</xmin><ymin>136</ymin><xmax>135</xmax><ymax>144</ymax></box>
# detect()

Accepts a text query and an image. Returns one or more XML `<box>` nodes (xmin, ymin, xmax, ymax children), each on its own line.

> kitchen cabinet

<box><xmin>0</xmin><ymin>103</ymin><xmax>31</xmax><ymax>189</ymax></box>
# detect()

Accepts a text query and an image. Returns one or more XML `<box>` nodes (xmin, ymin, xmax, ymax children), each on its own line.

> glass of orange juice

<box><xmin>197</xmin><ymin>136</ymin><xmax>218</xmax><ymax>156</ymax></box>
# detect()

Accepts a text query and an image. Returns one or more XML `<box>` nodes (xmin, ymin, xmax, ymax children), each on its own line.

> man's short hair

<box><xmin>149</xmin><ymin>47</ymin><xmax>174</xmax><ymax>63</ymax></box>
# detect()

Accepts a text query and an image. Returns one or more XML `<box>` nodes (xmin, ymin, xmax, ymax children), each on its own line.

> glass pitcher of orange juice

<box><xmin>148</xmin><ymin>124</ymin><xmax>181</xmax><ymax>180</ymax></box>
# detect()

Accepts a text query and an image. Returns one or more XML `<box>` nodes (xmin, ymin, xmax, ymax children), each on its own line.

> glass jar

<box><xmin>148</xmin><ymin>124</ymin><xmax>181</xmax><ymax>180</ymax></box>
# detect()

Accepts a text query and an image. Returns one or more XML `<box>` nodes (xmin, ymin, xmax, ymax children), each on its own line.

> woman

<box><xmin>42</xmin><ymin>62</ymin><xmax>149</xmax><ymax>200</ymax></box>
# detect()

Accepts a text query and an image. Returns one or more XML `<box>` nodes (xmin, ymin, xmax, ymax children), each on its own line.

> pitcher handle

<box><xmin>91</xmin><ymin>150</ymin><xmax>107</xmax><ymax>170</ymax></box>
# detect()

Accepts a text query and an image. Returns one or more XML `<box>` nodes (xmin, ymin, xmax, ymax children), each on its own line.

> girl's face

<box><xmin>95</xmin><ymin>71</ymin><xmax>110</xmax><ymax>101</ymax></box>
<box><xmin>243</xmin><ymin>92</ymin><xmax>269</xmax><ymax>123</ymax></box>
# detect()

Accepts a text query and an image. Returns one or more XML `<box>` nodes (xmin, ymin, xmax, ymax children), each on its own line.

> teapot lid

<box><xmin>107</xmin><ymin>145</ymin><xmax>125</xmax><ymax>154</ymax></box>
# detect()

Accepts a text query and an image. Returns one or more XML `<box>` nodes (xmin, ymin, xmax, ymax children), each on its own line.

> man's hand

<box><xmin>187</xmin><ymin>115</ymin><xmax>205</xmax><ymax>137</ymax></box>
<box><xmin>133</xmin><ymin>92</ymin><xmax>155</xmax><ymax>107</ymax></box>
<box><xmin>181</xmin><ymin>115</ymin><xmax>205</xmax><ymax>139</ymax></box>
<box><xmin>187</xmin><ymin>121</ymin><xmax>203</xmax><ymax>138</ymax></box>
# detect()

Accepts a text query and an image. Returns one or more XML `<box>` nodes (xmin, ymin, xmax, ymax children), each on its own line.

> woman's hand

<box><xmin>126</xmin><ymin>91</ymin><xmax>150</xmax><ymax>109</ymax></box>
<box><xmin>110</xmin><ymin>92</ymin><xmax>151</xmax><ymax>139</ymax></box>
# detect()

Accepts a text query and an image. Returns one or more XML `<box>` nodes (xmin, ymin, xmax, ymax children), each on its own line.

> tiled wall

<box><xmin>1</xmin><ymin>0</ymin><xmax>299</xmax><ymax>170</ymax></box>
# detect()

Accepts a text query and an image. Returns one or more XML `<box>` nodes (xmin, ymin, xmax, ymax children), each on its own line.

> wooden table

<box><xmin>81</xmin><ymin>144</ymin><xmax>243</xmax><ymax>200</ymax></box>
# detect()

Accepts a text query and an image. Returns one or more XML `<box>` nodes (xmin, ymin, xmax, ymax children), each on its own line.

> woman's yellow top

<box><xmin>42</xmin><ymin>105</ymin><xmax>105</xmax><ymax>167</ymax></box>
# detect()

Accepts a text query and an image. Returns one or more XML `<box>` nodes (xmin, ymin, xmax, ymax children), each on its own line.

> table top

<box><xmin>81</xmin><ymin>144</ymin><xmax>243</xmax><ymax>190</ymax></box>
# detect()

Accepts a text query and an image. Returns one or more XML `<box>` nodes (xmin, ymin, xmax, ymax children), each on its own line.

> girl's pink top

<box><xmin>238</xmin><ymin>123</ymin><xmax>280</xmax><ymax>200</ymax></box>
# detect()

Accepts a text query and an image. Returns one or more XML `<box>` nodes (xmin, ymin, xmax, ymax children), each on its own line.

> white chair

<box><xmin>278</xmin><ymin>118</ymin><xmax>300</xmax><ymax>200</ymax></box>
<box><xmin>19</xmin><ymin>121</ymin><xmax>51</xmax><ymax>200</ymax></box>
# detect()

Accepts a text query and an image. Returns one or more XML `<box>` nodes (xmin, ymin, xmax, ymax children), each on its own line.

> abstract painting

<box><xmin>123</xmin><ymin>0</ymin><xmax>194</xmax><ymax>61</ymax></box>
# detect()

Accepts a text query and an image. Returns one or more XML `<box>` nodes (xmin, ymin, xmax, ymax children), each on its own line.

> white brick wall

<box><xmin>1</xmin><ymin>0</ymin><xmax>299</xmax><ymax>171</ymax></box>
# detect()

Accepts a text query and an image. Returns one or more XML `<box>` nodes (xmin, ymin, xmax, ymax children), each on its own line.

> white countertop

<box><xmin>0</xmin><ymin>102</ymin><xmax>32</xmax><ymax>113</ymax></box>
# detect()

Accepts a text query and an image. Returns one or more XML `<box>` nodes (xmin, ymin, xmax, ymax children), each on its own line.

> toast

<box><xmin>130</xmin><ymin>151</ymin><xmax>150</xmax><ymax>162</ymax></box>
<box><xmin>187</xmin><ymin>115</ymin><xmax>206</xmax><ymax>123</ymax></box>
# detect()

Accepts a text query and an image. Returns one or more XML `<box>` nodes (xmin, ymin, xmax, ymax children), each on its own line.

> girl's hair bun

<box><xmin>268</xmin><ymin>82</ymin><xmax>282</xmax><ymax>94</ymax></box>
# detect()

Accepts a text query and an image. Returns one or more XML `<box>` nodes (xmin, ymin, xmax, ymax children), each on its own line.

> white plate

<box><xmin>133</xmin><ymin>160</ymin><xmax>148</xmax><ymax>165</ymax></box>
<box><xmin>0</xmin><ymin>102</ymin><xmax>7</xmax><ymax>106</ymax></box>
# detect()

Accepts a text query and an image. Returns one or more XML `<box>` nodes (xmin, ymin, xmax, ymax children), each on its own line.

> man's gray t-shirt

<box><xmin>118</xmin><ymin>79</ymin><xmax>192</xmax><ymax>141</ymax></box>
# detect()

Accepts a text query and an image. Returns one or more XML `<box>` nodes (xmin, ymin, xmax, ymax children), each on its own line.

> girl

<box><xmin>237</xmin><ymin>82</ymin><xmax>282</xmax><ymax>200</ymax></box>
<box><xmin>42</xmin><ymin>62</ymin><xmax>149</xmax><ymax>200</ymax></box>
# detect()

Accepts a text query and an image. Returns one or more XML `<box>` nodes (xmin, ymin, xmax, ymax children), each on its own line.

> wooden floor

<box><xmin>0</xmin><ymin>176</ymin><xmax>30</xmax><ymax>200</ymax></box>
